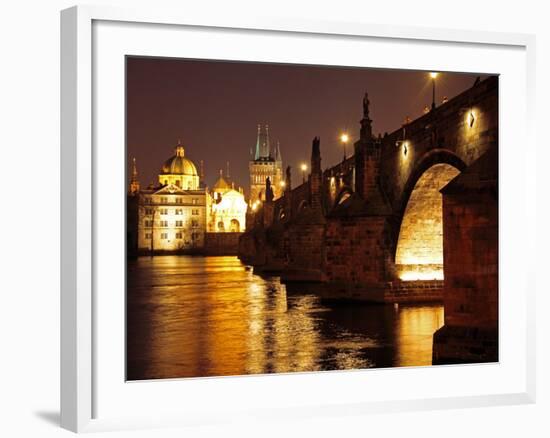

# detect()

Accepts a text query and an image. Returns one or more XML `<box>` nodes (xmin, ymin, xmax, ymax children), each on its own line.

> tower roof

<box><xmin>213</xmin><ymin>169</ymin><xmax>231</xmax><ymax>192</ymax></box>
<box><xmin>254</xmin><ymin>124</ymin><xmax>272</xmax><ymax>160</ymax></box>
<box><xmin>275</xmin><ymin>140</ymin><xmax>282</xmax><ymax>163</ymax></box>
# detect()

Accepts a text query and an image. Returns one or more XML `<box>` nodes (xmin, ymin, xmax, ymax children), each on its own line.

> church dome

<box><xmin>213</xmin><ymin>175</ymin><xmax>231</xmax><ymax>192</ymax></box>
<box><xmin>160</xmin><ymin>144</ymin><xmax>198</xmax><ymax>176</ymax></box>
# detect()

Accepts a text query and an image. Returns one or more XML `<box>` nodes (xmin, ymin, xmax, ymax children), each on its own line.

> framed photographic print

<box><xmin>61</xmin><ymin>5</ymin><xmax>536</xmax><ymax>433</ymax></box>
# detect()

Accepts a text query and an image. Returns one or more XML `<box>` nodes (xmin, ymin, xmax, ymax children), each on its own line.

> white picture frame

<box><xmin>60</xmin><ymin>4</ymin><xmax>536</xmax><ymax>433</ymax></box>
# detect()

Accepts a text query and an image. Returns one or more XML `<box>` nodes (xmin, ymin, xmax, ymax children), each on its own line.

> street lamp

<box><xmin>301</xmin><ymin>163</ymin><xmax>308</xmax><ymax>183</ymax></box>
<box><xmin>340</xmin><ymin>133</ymin><xmax>349</xmax><ymax>161</ymax></box>
<box><xmin>430</xmin><ymin>72</ymin><xmax>439</xmax><ymax>110</ymax></box>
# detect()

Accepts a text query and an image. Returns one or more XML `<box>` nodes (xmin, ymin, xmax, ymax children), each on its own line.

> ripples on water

<box><xmin>126</xmin><ymin>256</ymin><xmax>443</xmax><ymax>380</ymax></box>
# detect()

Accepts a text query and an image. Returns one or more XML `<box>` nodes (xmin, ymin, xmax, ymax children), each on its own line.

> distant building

<box><xmin>249</xmin><ymin>124</ymin><xmax>284</xmax><ymax>203</ymax></box>
<box><xmin>128</xmin><ymin>141</ymin><xmax>248</xmax><ymax>254</ymax></box>
<box><xmin>208</xmin><ymin>172</ymin><xmax>248</xmax><ymax>233</ymax></box>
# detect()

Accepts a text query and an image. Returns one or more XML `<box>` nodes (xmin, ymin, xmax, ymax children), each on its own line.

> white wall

<box><xmin>0</xmin><ymin>0</ymin><xmax>547</xmax><ymax>437</ymax></box>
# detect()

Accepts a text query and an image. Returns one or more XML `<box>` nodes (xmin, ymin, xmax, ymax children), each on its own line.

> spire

<box><xmin>265</xmin><ymin>124</ymin><xmax>271</xmax><ymax>158</ymax></box>
<box><xmin>200</xmin><ymin>160</ymin><xmax>204</xmax><ymax>182</ymax></box>
<box><xmin>226</xmin><ymin>161</ymin><xmax>230</xmax><ymax>179</ymax></box>
<box><xmin>132</xmin><ymin>157</ymin><xmax>138</xmax><ymax>178</ymax></box>
<box><xmin>275</xmin><ymin>140</ymin><xmax>282</xmax><ymax>163</ymax></box>
<box><xmin>129</xmin><ymin>157</ymin><xmax>140</xmax><ymax>194</ymax></box>
<box><xmin>253</xmin><ymin>124</ymin><xmax>275</xmax><ymax>160</ymax></box>
<box><xmin>254</xmin><ymin>124</ymin><xmax>261</xmax><ymax>160</ymax></box>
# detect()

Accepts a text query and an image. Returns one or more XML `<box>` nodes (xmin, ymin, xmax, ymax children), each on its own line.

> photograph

<box><xmin>125</xmin><ymin>57</ymin><xmax>499</xmax><ymax>380</ymax></box>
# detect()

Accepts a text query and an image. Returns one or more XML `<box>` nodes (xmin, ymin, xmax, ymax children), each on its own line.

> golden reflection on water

<box><xmin>126</xmin><ymin>256</ymin><xmax>444</xmax><ymax>380</ymax></box>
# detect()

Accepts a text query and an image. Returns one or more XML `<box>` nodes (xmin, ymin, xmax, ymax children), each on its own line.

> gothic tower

<box><xmin>249</xmin><ymin>124</ymin><xmax>284</xmax><ymax>203</ymax></box>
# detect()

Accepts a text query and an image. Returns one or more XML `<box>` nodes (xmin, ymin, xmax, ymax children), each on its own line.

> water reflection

<box><xmin>127</xmin><ymin>256</ymin><xmax>443</xmax><ymax>380</ymax></box>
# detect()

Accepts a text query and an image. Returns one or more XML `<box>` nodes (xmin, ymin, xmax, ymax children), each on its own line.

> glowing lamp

<box><xmin>340</xmin><ymin>133</ymin><xmax>349</xmax><ymax>143</ymax></box>
<box><xmin>301</xmin><ymin>163</ymin><xmax>307</xmax><ymax>172</ymax></box>
<box><xmin>429</xmin><ymin>72</ymin><xmax>439</xmax><ymax>78</ymax></box>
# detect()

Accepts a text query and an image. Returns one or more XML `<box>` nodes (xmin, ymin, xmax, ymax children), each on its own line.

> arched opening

<box><xmin>395</xmin><ymin>163</ymin><xmax>461</xmax><ymax>281</ymax></box>
<box><xmin>230</xmin><ymin>219</ymin><xmax>240</xmax><ymax>232</ymax></box>
<box><xmin>217</xmin><ymin>221</ymin><xmax>225</xmax><ymax>232</ymax></box>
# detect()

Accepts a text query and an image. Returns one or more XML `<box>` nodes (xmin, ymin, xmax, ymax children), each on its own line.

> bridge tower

<box><xmin>249</xmin><ymin>124</ymin><xmax>284</xmax><ymax>203</ymax></box>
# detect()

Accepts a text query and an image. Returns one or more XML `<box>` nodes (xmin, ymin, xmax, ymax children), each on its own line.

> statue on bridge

<box><xmin>361</xmin><ymin>92</ymin><xmax>373</xmax><ymax>140</ymax></box>
<box><xmin>363</xmin><ymin>92</ymin><xmax>370</xmax><ymax>119</ymax></box>
<box><xmin>265</xmin><ymin>176</ymin><xmax>274</xmax><ymax>202</ymax></box>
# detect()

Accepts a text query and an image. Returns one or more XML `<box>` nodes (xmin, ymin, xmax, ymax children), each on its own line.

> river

<box><xmin>127</xmin><ymin>255</ymin><xmax>443</xmax><ymax>380</ymax></box>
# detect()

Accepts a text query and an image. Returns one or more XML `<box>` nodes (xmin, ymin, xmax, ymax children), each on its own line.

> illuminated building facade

<box><xmin>129</xmin><ymin>142</ymin><xmax>248</xmax><ymax>254</ymax></box>
<box><xmin>208</xmin><ymin>173</ymin><xmax>248</xmax><ymax>233</ymax></box>
<box><xmin>249</xmin><ymin>124</ymin><xmax>284</xmax><ymax>203</ymax></box>
<box><xmin>134</xmin><ymin>143</ymin><xmax>206</xmax><ymax>252</ymax></box>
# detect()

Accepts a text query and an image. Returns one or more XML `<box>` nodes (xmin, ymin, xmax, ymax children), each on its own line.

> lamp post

<box><xmin>430</xmin><ymin>72</ymin><xmax>438</xmax><ymax>110</ymax></box>
<box><xmin>301</xmin><ymin>163</ymin><xmax>308</xmax><ymax>183</ymax></box>
<box><xmin>340</xmin><ymin>133</ymin><xmax>349</xmax><ymax>161</ymax></box>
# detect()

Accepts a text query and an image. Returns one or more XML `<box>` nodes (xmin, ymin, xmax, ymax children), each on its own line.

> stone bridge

<box><xmin>239</xmin><ymin>75</ymin><xmax>498</xmax><ymax>363</ymax></box>
<box><xmin>239</xmin><ymin>75</ymin><xmax>498</xmax><ymax>305</ymax></box>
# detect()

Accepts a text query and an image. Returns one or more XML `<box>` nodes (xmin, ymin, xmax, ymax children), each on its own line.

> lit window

<box><xmin>192</xmin><ymin>198</ymin><xmax>198</xmax><ymax>205</ymax></box>
<box><xmin>144</xmin><ymin>220</ymin><xmax>153</xmax><ymax>227</ymax></box>
<box><xmin>161</xmin><ymin>233</ymin><xmax>168</xmax><ymax>239</ymax></box>
<box><xmin>145</xmin><ymin>208</ymin><xmax>153</xmax><ymax>215</ymax></box>
<box><xmin>145</xmin><ymin>233</ymin><xmax>152</xmax><ymax>239</ymax></box>
<box><xmin>192</xmin><ymin>209</ymin><xmax>199</xmax><ymax>215</ymax></box>
<box><xmin>160</xmin><ymin>220</ymin><xmax>168</xmax><ymax>227</ymax></box>
<box><xmin>176</xmin><ymin>232</ymin><xmax>183</xmax><ymax>239</ymax></box>
<box><xmin>175</xmin><ymin>209</ymin><xmax>183</xmax><ymax>215</ymax></box>
<box><xmin>192</xmin><ymin>219</ymin><xmax>198</xmax><ymax>227</ymax></box>
<box><xmin>160</xmin><ymin>208</ymin><xmax>168</xmax><ymax>215</ymax></box>
<box><xmin>160</xmin><ymin>197</ymin><xmax>167</xmax><ymax>204</ymax></box>
<box><xmin>176</xmin><ymin>220</ymin><xmax>183</xmax><ymax>227</ymax></box>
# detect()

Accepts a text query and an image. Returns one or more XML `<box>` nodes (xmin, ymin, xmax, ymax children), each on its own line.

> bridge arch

<box><xmin>393</xmin><ymin>149</ymin><xmax>466</xmax><ymax>281</ymax></box>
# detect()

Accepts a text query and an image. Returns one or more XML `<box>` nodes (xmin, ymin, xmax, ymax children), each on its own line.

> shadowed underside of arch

<box><xmin>395</xmin><ymin>163</ymin><xmax>461</xmax><ymax>281</ymax></box>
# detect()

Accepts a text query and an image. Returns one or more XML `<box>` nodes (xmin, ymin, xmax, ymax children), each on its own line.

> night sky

<box><xmin>127</xmin><ymin>57</ymin><xmax>482</xmax><ymax>196</ymax></box>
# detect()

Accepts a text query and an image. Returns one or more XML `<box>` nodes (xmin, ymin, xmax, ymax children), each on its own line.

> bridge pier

<box><xmin>432</xmin><ymin>147</ymin><xmax>498</xmax><ymax>364</ymax></box>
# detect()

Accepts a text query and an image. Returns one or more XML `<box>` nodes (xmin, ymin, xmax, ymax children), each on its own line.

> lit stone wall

<box><xmin>395</xmin><ymin>163</ymin><xmax>460</xmax><ymax>280</ymax></box>
<box><xmin>137</xmin><ymin>190</ymin><xmax>207</xmax><ymax>253</ymax></box>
